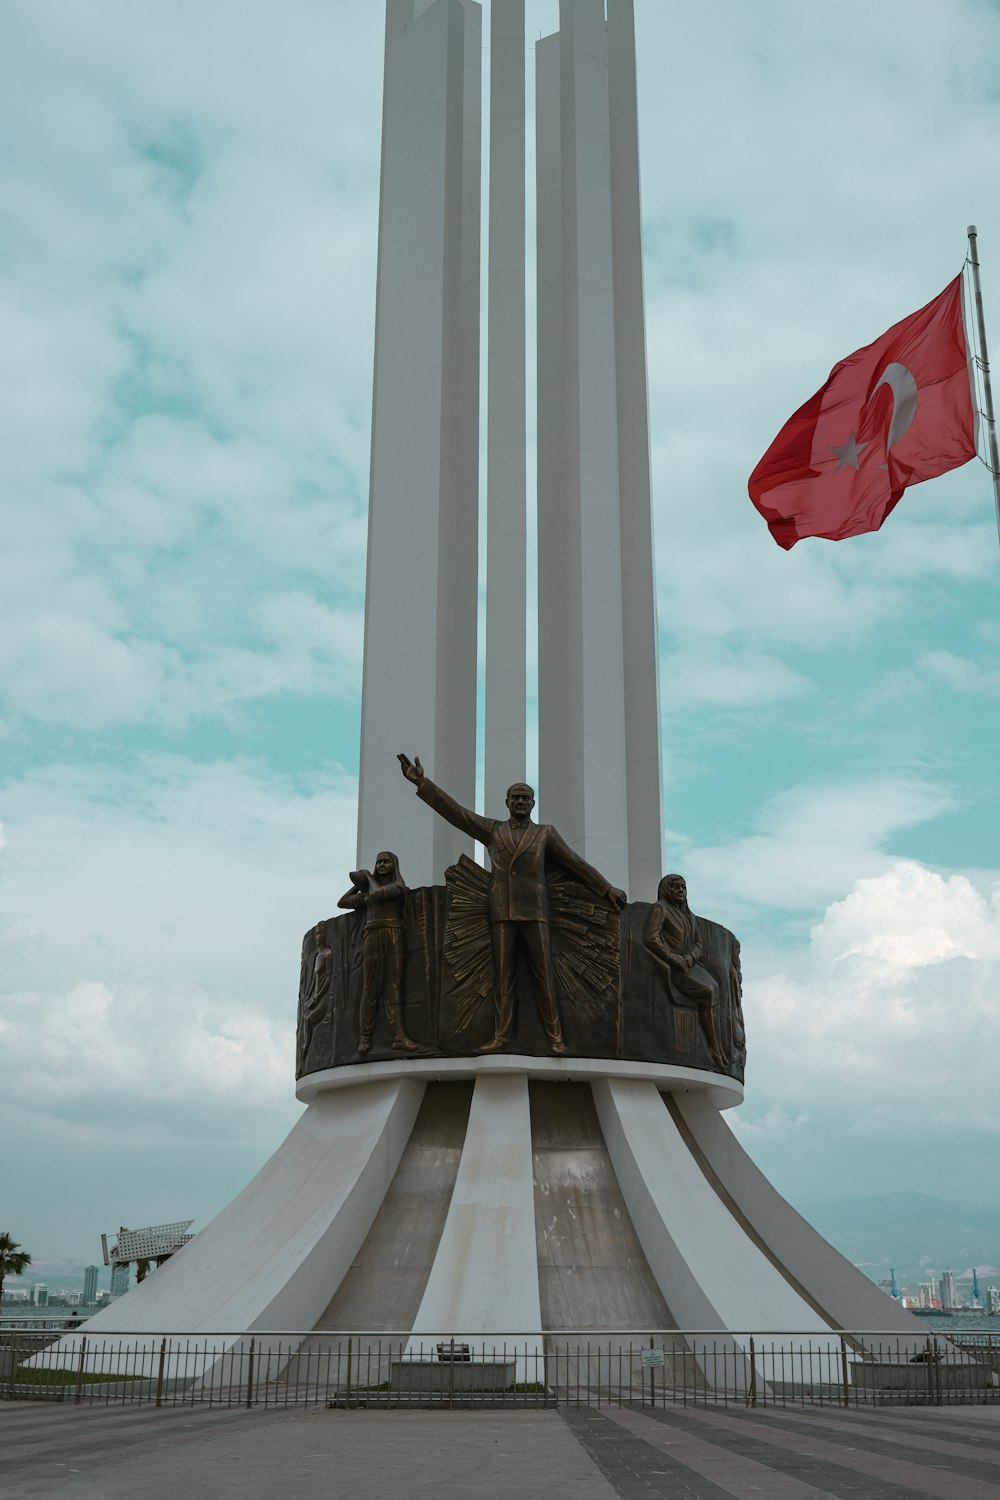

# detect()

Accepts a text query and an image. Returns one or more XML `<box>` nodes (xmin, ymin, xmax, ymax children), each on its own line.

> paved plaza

<box><xmin>4</xmin><ymin>1401</ymin><xmax>1000</xmax><ymax>1499</ymax></box>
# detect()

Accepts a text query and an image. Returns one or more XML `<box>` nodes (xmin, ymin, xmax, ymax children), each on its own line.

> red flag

<box><xmin>749</xmin><ymin>276</ymin><xmax>978</xmax><ymax>549</ymax></box>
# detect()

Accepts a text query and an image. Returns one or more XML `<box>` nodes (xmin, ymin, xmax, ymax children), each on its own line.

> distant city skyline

<box><xmin>5</xmin><ymin>1255</ymin><xmax>1000</xmax><ymax>1322</ymax></box>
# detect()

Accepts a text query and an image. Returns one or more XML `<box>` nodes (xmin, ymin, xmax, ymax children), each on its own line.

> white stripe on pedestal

<box><xmin>409</xmin><ymin>1073</ymin><xmax>542</xmax><ymax>1371</ymax></box>
<box><xmin>673</xmin><ymin>1092</ymin><xmax>922</xmax><ymax>1343</ymax></box>
<box><xmin>592</xmin><ymin>1079</ymin><xmax>835</xmax><ymax>1356</ymax></box>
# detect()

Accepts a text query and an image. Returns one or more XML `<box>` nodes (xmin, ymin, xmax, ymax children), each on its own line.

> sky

<box><xmin>2</xmin><ymin>0</ymin><xmax>999</xmax><ymax>1276</ymax></box>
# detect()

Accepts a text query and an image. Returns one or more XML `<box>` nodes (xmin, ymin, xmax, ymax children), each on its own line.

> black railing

<box><xmin>2</xmin><ymin>1330</ymin><xmax>998</xmax><ymax>1410</ymax></box>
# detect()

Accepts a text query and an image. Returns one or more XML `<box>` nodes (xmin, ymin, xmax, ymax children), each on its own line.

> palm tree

<box><xmin>0</xmin><ymin>1233</ymin><xmax>32</xmax><ymax>1304</ymax></box>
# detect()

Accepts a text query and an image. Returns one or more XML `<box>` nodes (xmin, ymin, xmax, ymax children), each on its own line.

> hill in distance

<box><xmin>792</xmin><ymin>1191</ymin><xmax>1000</xmax><ymax>1286</ymax></box>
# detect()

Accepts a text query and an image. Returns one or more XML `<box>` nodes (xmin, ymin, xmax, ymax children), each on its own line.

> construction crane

<box><xmin>972</xmin><ymin>1268</ymin><xmax>982</xmax><ymax>1307</ymax></box>
<box><xmin>889</xmin><ymin>1268</ymin><xmax>901</xmax><ymax>1300</ymax></box>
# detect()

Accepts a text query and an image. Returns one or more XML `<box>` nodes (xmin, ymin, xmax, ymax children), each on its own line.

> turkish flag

<box><xmin>749</xmin><ymin>276</ymin><xmax>978</xmax><ymax>549</ymax></box>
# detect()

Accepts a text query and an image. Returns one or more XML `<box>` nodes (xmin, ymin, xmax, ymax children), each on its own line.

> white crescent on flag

<box><xmin>869</xmin><ymin>361</ymin><xmax>918</xmax><ymax>449</ymax></box>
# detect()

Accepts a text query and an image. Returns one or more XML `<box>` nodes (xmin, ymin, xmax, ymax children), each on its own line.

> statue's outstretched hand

<box><xmin>608</xmin><ymin>886</ymin><xmax>627</xmax><ymax>912</ymax></box>
<box><xmin>397</xmin><ymin>753</ymin><xmax>425</xmax><ymax>786</ymax></box>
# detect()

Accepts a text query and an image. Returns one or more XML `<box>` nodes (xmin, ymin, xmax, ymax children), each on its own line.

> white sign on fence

<box><xmin>640</xmin><ymin>1347</ymin><xmax>665</xmax><ymax>1368</ymax></box>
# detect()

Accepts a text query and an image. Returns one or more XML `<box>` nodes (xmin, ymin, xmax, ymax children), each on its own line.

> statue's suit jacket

<box><xmin>416</xmin><ymin>777</ymin><xmax>613</xmax><ymax>925</ymax></box>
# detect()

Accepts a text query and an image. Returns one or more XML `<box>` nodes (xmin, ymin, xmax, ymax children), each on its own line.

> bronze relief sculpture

<box><xmin>643</xmin><ymin>873</ymin><xmax>727</xmax><ymax>1071</ymax></box>
<box><xmin>294</xmin><ymin>759</ymin><xmax>746</xmax><ymax>1082</ymax></box>
<box><xmin>297</xmin><ymin>920</ymin><xmax>332</xmax><ymax>1073</ymax></box>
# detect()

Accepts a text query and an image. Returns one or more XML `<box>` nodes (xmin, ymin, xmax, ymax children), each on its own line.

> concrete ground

<box><xmin>3</xmin><ymin>1400</ymin><xmax>1000</xmax><ymax>1499</ymax></box>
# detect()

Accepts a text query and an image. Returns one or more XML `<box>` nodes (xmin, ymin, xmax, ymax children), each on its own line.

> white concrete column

<box><xmin>359</xmin><ymin>0</ymin><xmax>481</xmax><ymax>886</ymax></box>
<box><xmin>50</xmin><ymin>1079</ymin><xmax>425</xmax><ymax>1375</ymax></box>
<box><xmin>485</xmin><ymin>0</ymin><xmax>527</xmax><ymax>817</ymax></box>
<box><xmin>384</xmin><ymin>0</ymin><xmax>414</xmax><ymax>47</ymax></box>
<box><xmin>608</xmin><ymin>0</ymin><xmax>664</xmax><ymax>900</ymax></box>
<box><xmin>410</xmin><ymin>1072</ymin><xmax>543</xmax><ymax>1353</ymax></box>
<box><xmin>592</xmin><ymin>1079</ymin><xmax>834</xmax><ymax>1343</ymax></box>
<box><xmin>673</xmin><ymin>1093</ymin><xmax>925</xmax><ymax>1340</ymax></box>
<box><xmin>534</xmin><ymin>31</ymin><xmax>569</xmax><ymax>838</ymax></box>
<box><xmin>536</xmin><ymin>4</ymin><xmax>629</xmax><ymax>893</ymax></box>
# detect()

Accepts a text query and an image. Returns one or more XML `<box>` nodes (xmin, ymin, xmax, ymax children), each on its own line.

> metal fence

<box><xmin>3</xmin><ymin>1329</ymin><xmax>999</xmax><ymax>1410</ymax></box>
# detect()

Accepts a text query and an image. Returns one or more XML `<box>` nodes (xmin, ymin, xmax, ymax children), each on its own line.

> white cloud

<box><xmin>0</xmin><ymin>752</ymin><xmax>364</xmax><ymax>1197</ymax></box>
<box><xmin>812</xmin><ymin>862</ymin><xmax>1000</xmax><ymax>971</ymax></box>
<box><xmin>0</xmin><ymin>756</ymin><xmax>360</xmax><ymax>1004</ymax></box>
<box><xmin>683</xmin><ymin>776</ymin><xmax>958</xmax><ymax>916</ymax></box>
<box><xmin>0</xmin><ymin>1</ymin><xmax>377</xmax><ymax>736</ymax></box>
<box><xmin>738</xmin><ymin>861</ymin><xmax>1000</xmax><ymax>1148</ymax></box>
<box><xmin>867</xmin><ymin>645</ymin><xmax>1000</xmax><ymax>706</ymax></box>
<box><xmin>2</xmin><ymin>978</ymin><xmax>291</xmax><ymax>1116</ymax></box>
<box><xmin>0</xmin><ymin>600</ymin><xmax>365</xmax><ymax>731</ymax></box>
<box><xmin>918</xmin><ymin>649</ymin><xmax>1000</xmax><ymax>699</ymax></box>
<box><xmin>661</xmin><ymin>645</ymin><xmax>813</xmax><ymax>708</ymax></box>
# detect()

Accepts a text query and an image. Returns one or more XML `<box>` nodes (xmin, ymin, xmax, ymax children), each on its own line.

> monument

<box><xmin>45</xmin><ymin>0</ymin><xmax>924</xmax><ymax>1393</ymax></box>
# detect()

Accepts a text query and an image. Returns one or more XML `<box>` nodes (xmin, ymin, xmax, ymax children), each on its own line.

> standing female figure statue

<box><xmin>338</xmin><ymin>851</ymin><xmax>419</xmax><ymax>1054</ymax></box>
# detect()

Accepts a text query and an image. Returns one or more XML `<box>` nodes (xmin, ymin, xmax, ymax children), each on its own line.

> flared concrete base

<box><xmin>42</xmin><ymin>1060</ymin><xmax>926</xmax><ymax>1388</ymax></box>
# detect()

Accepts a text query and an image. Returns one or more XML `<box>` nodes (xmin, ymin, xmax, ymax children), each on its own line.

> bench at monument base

<box><xmin>389</xmin><ymin>1358</ymin><xmax>516</xmax><ymax>1393</ymax></box>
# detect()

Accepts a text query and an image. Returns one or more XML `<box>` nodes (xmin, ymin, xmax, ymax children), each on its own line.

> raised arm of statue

<box><xmin>546</xmin><ymin>827</ymin><xmax>627</xmax><ymax>911</ymax></box>
<box><xmin>338</xmin><ymin>871</ymin><xmax>370</xmax><ymax>910</ymax></box>
<box><xmin>399</xmin><ymin>754</ymin><xmax>494</xmax><ymax>847</ymax></box>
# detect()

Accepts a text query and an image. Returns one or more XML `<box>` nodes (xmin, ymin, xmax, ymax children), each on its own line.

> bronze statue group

<box><xmin>297</xmin><ymin>757</ymin><xmax>738</xmax><ymax>1075</ymax></box>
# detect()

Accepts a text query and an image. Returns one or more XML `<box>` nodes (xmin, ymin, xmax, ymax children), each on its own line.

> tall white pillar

<box><xmin>484</xmin><ymin>0</ymin><xmax>527</xmax><ymax>817</ymax></box>
<box><xmin>534</xmin><ymin>31</ymin><xmax>569</xmax><ymax>837</ymax></box>
<box><xmin>358</xmin><ymin>0</ymin><xmax>482</xmax><ymax>885</ymax></box>
<box><xmin>608</xmin><ymin>0</ymin><xmax>664</xmax><ymax>899</ymax></box>
<box><xmin>536</xmin><ymin>1</ymin><xmax>630</xmax><ymax>893</ymax></box>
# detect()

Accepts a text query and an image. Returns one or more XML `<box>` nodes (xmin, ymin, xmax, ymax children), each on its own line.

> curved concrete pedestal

<box><xmin>40</xmin><ymin>1058</ymin><xmax>926</xmax><ymax>1390</ymax></box>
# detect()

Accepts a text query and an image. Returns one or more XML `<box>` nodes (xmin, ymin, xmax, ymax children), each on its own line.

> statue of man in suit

<box><xmin>398</xmin><ymin>754</ymin><xmax>627</xmax><ymax>1054</ymax></box>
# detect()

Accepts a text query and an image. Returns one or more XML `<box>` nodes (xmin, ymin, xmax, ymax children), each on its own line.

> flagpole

<box><xmin>966</xmin><ymin>225</ymin><xmax>1000</xmax><ymax>545</ymax></box>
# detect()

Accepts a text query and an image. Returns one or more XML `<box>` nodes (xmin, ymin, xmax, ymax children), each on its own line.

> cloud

<box><xmin>813</xmin><ymin>861</ymin><xmax>1000</xmax><ymax>971</ymax></box>
<box><xmin>661</xmin><ymin>645</ymin><xmax>813</xmax><ymax>708</ymax></box>
<box><xmin>0</xmin><ymin>755</ymin><xmax>360</xmax><ymax>1005</ymax></box>
<box><xmin>737</xmin><ymin>862</ymin><xmax>1000</xmax><ymax>1155</ymax></box>
<box><xmin>682</xmin><ymin>776</ymin><xmax>958</xmax><ymax>917</ymax></box>
<box><xmin>0</xmin><ymin>1</ymin><xmax>377</xmax><ymax>738</ymax></box>
<box><xmin>916</xmin><ymin>649</ymin><xmax>1000</xmax><ymax>699</ymax></box>
<box><xmin>0</xmin><ymin>597</ymin><xmax>365</xmax><ymax>732</ymax></box>
<box><xmin>0</xmin><ymin>751</ymin><xmax>366</xmax><ymax>1226</ymax></box>
<box><xmin>2</xmin><ymin>978</ymin><xmax>291</xmax><ymax>1120</ymax></box>
<box><xmin>867</xmin><ymin>645</ymin><xmax>1000</xmax><ymax>706</ymax></box>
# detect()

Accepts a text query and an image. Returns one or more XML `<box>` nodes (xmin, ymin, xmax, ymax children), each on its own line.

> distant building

<box><xmin>110</xmin><ymin>1265</ymin><xmax>131</xmax><ymax>1297</ymax></box>
<box><xmin>939</xmin><ymin>1270</ymin><xmax>958</xmax><ymax>1310</ymax></box>
<box><xmin>83</xmin><ymin>1266</ymin><xmax>99</xmax><ymax>1304</ymax></box>
<box><xmin>988</xmin><ymin>1286</ymin><xmax>1000</xmax><ymax>1316</ymax></box>
<box><xmin>31</xmin><ymin>1285</ymin><xmax>48</xmax><ymax>1307</ymax></box>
